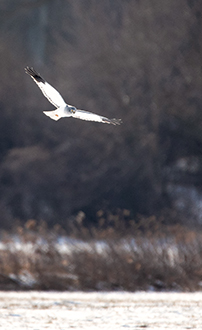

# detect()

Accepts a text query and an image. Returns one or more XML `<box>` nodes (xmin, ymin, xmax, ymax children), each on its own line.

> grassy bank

<box><xmin>0</xmin><ymin>215</ymin><xmax>201</xmax><ymax>291</ymax></box>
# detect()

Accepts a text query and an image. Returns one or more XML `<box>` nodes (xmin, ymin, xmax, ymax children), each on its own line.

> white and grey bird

<box><xmin>25</xmin><ymin>67</ymin><xmax>122</xmax><ymax>125</ymax></box>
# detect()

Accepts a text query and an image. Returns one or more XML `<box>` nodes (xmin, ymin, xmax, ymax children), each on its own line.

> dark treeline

<box><xmin>0</xmin><ymin>0</ymin><xmax>202</xmax><ymax>229</ymax></box>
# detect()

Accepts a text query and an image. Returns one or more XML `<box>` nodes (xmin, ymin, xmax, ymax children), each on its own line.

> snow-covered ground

<box><xmin>0</xmin><ymin>291</ymin><xmax>201</xmax><ymax>329</ymax></box>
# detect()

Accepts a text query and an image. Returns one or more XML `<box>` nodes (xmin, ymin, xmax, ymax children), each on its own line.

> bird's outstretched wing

<box><xmin>25</xmin><ymin>67</ymin><xmax>66</xmax><ymax>108</ymax></box>
<box><xmin>73</xmin><ymin>109</ymin><xmax>122</xmax><ymax>125</ymax></box>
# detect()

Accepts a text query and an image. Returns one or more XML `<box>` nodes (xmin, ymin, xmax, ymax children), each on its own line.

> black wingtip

<box><xmin>109</xmin><ymin>118</ymin><xmax>122</xmax><ymax>125</ymax></box>
<box><xmin>102</xmin><ymin>118</ymin><xmax>122</xmax><ymax>125</ymax></box>
<box><xmin>25</xmin><ymin>66</ymin><xmax>45</xmax><ymax>83</ymax></box>
<box><xmin>113</xmin><ymin>118</ymin><xmax>122</xmax><ymax>125</ymax></box>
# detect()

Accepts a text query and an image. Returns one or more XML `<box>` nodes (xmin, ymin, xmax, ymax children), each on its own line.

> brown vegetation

<box><xmin>0</xmin><ymin>217</ymin><xmax>202</xmax><ymax>291</ymax></box>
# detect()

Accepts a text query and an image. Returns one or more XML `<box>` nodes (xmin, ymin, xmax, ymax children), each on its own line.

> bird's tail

<box><xmin>43</xmin><ymin>109</ymin><xmax>61</xmax><ymax>121</ymax></box>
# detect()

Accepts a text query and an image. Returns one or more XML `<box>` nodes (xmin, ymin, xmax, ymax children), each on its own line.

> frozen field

<box><xmin>0</xmin><ymin>291</ymin><xmax>201</xmax><ymax>329</ymax></box>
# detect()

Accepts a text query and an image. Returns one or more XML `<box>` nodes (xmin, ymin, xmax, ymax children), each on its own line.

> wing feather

<box><xmin>25</xmin><ymin>67</ymin><xmax>66</xmax><ymax>108</ymax></box>
<box><xmin>73</xmin><ymin>109</ymin><xmax>122</xmax><ymax>125</ymax></box>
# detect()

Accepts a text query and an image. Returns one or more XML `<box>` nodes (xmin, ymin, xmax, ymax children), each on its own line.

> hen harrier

<box><xmin>25</xmin><ymin>67</ymin><xmax>122</xmax><ymax>125</ymax></box>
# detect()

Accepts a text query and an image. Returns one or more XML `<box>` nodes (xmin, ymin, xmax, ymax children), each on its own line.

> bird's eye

<box><xmin>71</xmin><ymin>107</ymin><xmax>76</xmax><ymax>114</ymax></box>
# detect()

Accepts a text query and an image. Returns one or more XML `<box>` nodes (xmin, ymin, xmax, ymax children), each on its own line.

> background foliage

<box><xmin>0</xmin><ymin>0</ymin><xmax>202</xmax><ymax>228</ymax></box>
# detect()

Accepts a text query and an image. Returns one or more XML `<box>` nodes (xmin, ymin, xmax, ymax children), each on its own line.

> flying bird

<box><xmin>25</xmin><ymin>67</ymin><xmax>122</xmax><ymax>125</ymax></box>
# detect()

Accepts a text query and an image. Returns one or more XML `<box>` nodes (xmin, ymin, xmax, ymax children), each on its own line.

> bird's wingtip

<box><xmin>24</xmin><ymin>66</ymin><xmax>34</xmax><ymax>75</ymax></box>
<box><xmin>113</xmin><ymin>118</ymin><xmax>122</xmax><ymax>125</ymax></box>
<box><xmin>25</xmin><ymin>66</ymin><xmax>45</xmax><ymax>83</ymax></box>
<box><xmin>104</xmin><ymin>118</ymin><xmax>122</xmax><ymax>125</ymax></box>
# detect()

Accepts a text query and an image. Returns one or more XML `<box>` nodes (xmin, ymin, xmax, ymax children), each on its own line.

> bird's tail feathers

<box><xmin>43</xmin><ymin>109</ymin><xmax>61</xmax><ymax>121</ymax></box>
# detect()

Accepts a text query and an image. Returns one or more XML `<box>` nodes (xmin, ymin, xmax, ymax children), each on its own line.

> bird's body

<box><xmin>25</xmin><ymin>67</ymin><xmax>122</xmax><ymax>125</ymax></box>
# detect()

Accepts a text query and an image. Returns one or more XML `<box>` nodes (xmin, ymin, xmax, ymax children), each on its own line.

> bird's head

<box><xmin>70</xmin><ymin>106</ymin><xmax>76</xmax><ymax>114</ymax></box>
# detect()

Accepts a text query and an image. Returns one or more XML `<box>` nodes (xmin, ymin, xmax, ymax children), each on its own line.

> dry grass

<box><xmin>0</xmin><ymin>214</ymin><xmax>202</xmax><ymax>291</ymax></box>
